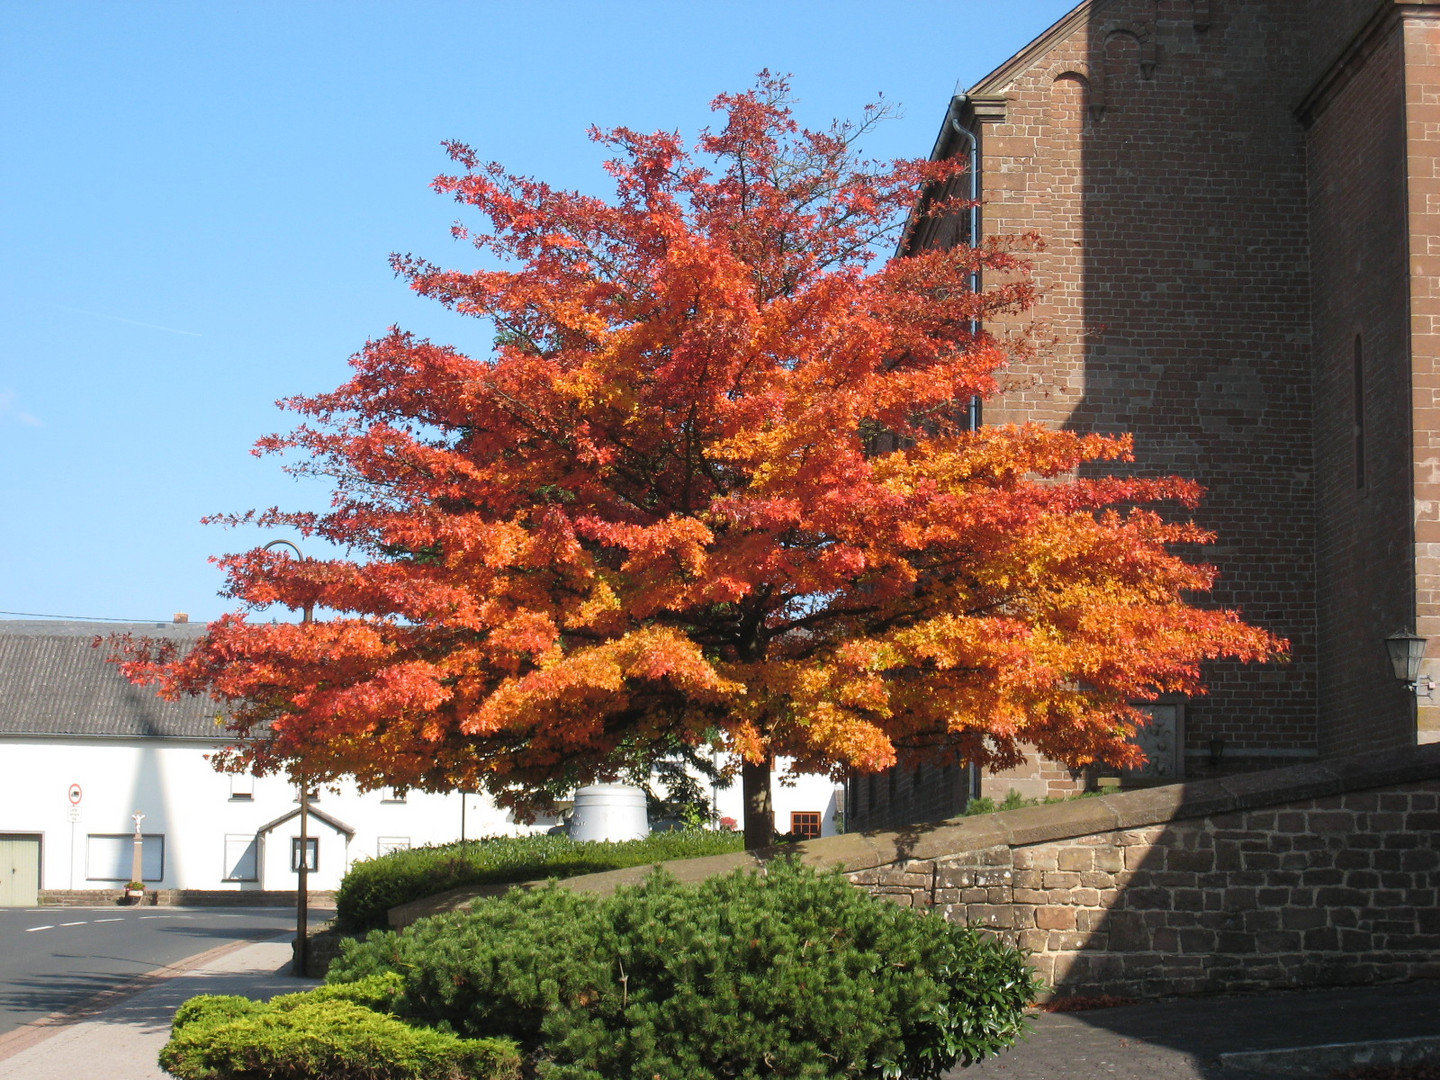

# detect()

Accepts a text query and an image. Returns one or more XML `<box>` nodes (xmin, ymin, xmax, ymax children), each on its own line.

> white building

<box><xmin>0</xmin><ymin>620</ymin><xmax>840</xmax><ymax>905</ymax></box>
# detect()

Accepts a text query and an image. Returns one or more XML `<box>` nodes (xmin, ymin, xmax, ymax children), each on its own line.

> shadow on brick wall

<box><xmin>847</xmin><ymin>747</ymin><xmax>1440</xmax><ymax>1003</ymax></box>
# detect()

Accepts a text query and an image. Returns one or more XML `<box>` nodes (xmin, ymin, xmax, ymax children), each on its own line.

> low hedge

<box><xmin>329</xmin><ymin>860</ymin><xmax>1041</xmax><ymax>1079</ymax></box>
<box><xmin>334</xmin><ymin>830</ymin><xmax>744</xmax><ymax>933</ymax></box>
<box><xmin>159</xmin><ymin>975</ymin><xmax>520</xmax><ymax>1080</ymax></box>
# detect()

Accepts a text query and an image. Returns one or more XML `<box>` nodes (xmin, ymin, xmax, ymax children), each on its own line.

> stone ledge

<box><xmin>822</xmin><ymin>743</ymin><xmax>1440</xmax><ymax>875</ymax></box>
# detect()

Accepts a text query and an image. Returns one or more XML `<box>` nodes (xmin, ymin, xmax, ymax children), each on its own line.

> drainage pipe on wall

<box><xmin>949</xmin><ymin>112</ymin><xmax>983</xmax><ymax>433</ymax></box>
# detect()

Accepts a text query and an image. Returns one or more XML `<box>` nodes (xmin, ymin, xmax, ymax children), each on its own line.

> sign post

<box><xmin>67</xmin><ymin>784</ymin><xmax>82</xmax><ymax>890</ymax></box>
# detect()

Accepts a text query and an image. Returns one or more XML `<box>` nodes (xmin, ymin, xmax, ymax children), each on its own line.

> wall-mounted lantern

<box><xmin>1208</xmin><ymin>737</ymin><xmax>1226</xmax><ymax>767</ymax></box>
<box><xmin>1385</xmin><ymin>632</ymin><xmax>1434</xmax><ymax>697</ymax></box>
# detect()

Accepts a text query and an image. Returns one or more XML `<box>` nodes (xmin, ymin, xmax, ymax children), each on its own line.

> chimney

<box><xmin>173</xmin><ymin>612</ymin><xmax>189</xmax><ymax>624</ymax></box>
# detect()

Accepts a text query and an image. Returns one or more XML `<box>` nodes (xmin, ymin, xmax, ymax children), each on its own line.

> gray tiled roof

<box><xmin>0</xmin><ymin>620</ymin><xmax>225</xmax><ymax>739</ymax></box>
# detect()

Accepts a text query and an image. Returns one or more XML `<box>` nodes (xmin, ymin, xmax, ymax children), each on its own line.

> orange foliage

<box><xmin>119</xmin><ymin>76</ymin><xmax>1282</xmax><ymax>831</ymax></box>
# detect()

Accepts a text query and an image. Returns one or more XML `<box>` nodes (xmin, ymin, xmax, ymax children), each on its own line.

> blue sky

<box><xmin>1</xmin><ymin>1</ymin><xmax>1075</xmax><ymax>624</ymax></box>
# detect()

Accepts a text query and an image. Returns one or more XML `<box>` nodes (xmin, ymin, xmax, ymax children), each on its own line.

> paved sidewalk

<box><xmin>966</xmin><ymin>979</ymin><xmax>1440</xmax><ymax>1079</ymax></box>
<box><xmin>0</xmin><ymin>935</ymin><xmax>314</xmax><ymax>1080</ymax></box>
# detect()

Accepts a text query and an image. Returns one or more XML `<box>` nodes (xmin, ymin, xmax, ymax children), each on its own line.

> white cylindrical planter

<box><xmin>568</xmin><ymin>784</ymin><xmax>649</xmax><ymax>842</ymax></box>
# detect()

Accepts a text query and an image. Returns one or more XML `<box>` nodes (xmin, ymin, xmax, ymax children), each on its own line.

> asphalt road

<box><xmin>0</xmin><ymin>906</ymin><xmax>306</xmax><ymax>1034</ymax></box>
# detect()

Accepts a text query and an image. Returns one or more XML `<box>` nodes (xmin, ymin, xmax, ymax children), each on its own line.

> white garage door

<box><xmin>0</xmin><ymin>836</ymin><xmax>41</xmax><ymax>906</ymax></box>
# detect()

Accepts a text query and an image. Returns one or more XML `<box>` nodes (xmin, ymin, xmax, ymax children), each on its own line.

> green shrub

<box><xmin>268</xmin><ymin>971</ymin><xmax>404</xmax><ymax>1013</ymax></box>
<box><xmin>160</xmin><ymin>985</ymin><xmax>520</xmax><ymax>1080</ymax></box>
<box><xmin>169</xmin><ymin>993</ymin><xmax>264</xmax><ymax>1034</ymax></box>
<box><xmin>334</xmin><ymin>830</ymin><xmax>744</xmax><ymax>933</ymax></box>
<box><xmin>329</xmin><ymin>861</ymin><xmax>1040</xmax><ymax>1079</ymax></box>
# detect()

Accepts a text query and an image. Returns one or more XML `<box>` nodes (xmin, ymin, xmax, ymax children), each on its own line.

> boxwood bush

<box><xmin>329</xmin><ymin>860</ymin><xmax>1040</xmax><ymax>1079</ymax></box>
<box><xmin>159</xmin><ymin>976</ymin><xmax>521</xmax><ymax>1080</ymax></box>
<box><xmin>334</xmin><ymin>830</ymin><xmax>744</xmax><ymax>933</ymax></box>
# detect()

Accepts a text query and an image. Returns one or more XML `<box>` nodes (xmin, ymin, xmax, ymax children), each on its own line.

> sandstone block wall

<box><xmin>838</xmin><ymin>748</ymin><xmax>1440</xmax><ymax>999</ymax></box>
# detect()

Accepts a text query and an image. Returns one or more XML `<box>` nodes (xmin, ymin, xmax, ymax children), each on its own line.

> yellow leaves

<box><xmin>462</xmin><ymin>626</ymin><xmax>742</xmax><ymax>740</ymax></box>
<box><xmin>872</xmin><ymin>424</ymin><xmax>1135</xmax><ymax>496</ymax></box>
<box><xmin>564</xmin><ymin>576</ymin><xmax>622</xmax><ymax>631</ymax></box>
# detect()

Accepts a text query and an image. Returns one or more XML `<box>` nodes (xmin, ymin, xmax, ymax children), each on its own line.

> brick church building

<box><xmin>849</xmin><ymin>0</ymin><xmax>1440</xmax><ymax>829</ymax></box>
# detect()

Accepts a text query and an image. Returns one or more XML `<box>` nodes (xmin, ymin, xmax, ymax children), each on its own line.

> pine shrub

<box><xmin>329</xmin><ymin>861</ymin><xmax>1040</xmax><ymax>1079</ymax></box>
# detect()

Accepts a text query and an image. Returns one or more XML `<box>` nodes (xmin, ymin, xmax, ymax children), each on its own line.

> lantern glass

<box><xmin>1386</xmin><ymin>633</ymin><xmax>1427</xmax><ymax>683</ymax></box>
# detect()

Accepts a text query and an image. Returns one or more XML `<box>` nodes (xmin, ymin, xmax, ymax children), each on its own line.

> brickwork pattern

<box><xmin>1307</xmin><ymin>0</ymin><xmax>1388</xmax><ymax>82</ymax></box>
<box><xmin>1305</xmin><ymin>14</ymin><xmax>1416</xmax><ymax>755</ymax></box>
<box><xmin>1405</xmin><ymin>13</ymin><xmax>1440</xmax><ymax>739</ymax></box>
<box><xmin>844</xmin><ymin>780</ymin><xmax>1440</xmax><ymax>1000</ymax></box>
<box><xmin>945</xmin><ymin>0</ymin><xmax>1323</xmax><ymax>761</ymax></box>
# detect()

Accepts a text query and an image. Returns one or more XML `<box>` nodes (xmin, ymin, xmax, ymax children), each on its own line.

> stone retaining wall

<box><xmin>849</xmin><ymin>788</ymin><xmax>1440</xmax><ymax>997</ymax></box>
<box><xmin>39</xmin><ymin>888</ymin><xmax>335</xmax><ymax>908</ymax></box>
<box><xmin>844</xmin><ymin>746</ymin><xmax>1440</xmax><ymax>997</ymax></box>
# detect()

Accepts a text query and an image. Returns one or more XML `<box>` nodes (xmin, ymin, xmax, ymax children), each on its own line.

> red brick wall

<box><xmin>963</xmin><ymin>1</ymin><xmax>1320</xmax><ymax>767</ymax></box>
<box><xmin>1306</xmin><ymin>0</ymin><xmax>1388</xmax><ymax>79</ymax></box>
<box><xmin>1402</xmin><ymin>12</ymin><xmax>1440</xmax><ymax>742</ymax></box>
<box><xmin>1304</xmin><ymin>17</ymin><xmax>1416</xmax><ymax>755</ymax></box>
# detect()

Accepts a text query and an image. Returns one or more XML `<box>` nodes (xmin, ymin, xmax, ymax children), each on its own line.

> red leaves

<box><xmin>120</xmin><ymin>75</ymin><xmax>1284</xmax><ymax>814</ymax></box>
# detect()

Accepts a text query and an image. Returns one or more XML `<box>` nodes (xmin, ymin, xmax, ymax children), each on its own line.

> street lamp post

<box><xmin>263</xmin><ymin>539</ymin><xmax>315</xmax><ymax>976</ymax></box>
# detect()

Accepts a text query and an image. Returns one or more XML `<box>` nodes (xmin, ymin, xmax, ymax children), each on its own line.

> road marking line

<box><xmin>24</xmin><ymin>926</ymin><xmax>53</xmax><ymax>932</ymax></box>
<box><xmin>59</xmin><ymin>921</ymin><xmax>86</xmax><ymax>927</ymax></box>
<box><xmin>94</xmin><ymin>918</ymin><xmax>123</xmax><ymax>923</ymax></box>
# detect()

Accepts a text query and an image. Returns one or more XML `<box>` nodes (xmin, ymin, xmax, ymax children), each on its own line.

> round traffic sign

<box><xmin>68</xmin><ymin>783</ymin><xmax>82</xmax><ymax>805</ymax></box>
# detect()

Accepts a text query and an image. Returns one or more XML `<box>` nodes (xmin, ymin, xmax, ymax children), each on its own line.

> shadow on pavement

<box><xmin>964</xmin><ymin>980</ymin><xmax>1440</xmax><ymax>1080</ymax></box>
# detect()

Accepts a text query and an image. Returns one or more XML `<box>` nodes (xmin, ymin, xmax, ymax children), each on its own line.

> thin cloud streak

<box><xmin>0</xmin><ymin>389</ymin><xmax>42</xmax><ymax>427</ymax></box>
<box><xmin>51</xmin><ymin>303</ymin><xmax>202</xmax><ymax>337</ymax></box>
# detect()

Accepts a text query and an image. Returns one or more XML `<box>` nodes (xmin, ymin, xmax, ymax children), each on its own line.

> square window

<box><xmin>291</xmin><ymin>837</ymin><xmax>319</xmax><ymax>873</ymax></box>
<box><xmin>790</xmin><ymin>811</ymin><xmax>822</xmax><ymax>839</ymax></box>
<box><xmin>229</xmin><ymin>774</ymin><xmax>254</xmax><ymax>801</ymax></box>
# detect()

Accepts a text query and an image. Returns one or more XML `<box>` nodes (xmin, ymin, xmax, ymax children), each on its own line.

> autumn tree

<box><xmin>122</xmin><ymin>76</ymin><xmax>1281</xmax><ymax>850</ymax></box>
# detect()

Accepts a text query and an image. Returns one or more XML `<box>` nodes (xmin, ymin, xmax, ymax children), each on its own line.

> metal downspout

<box><xmin>948</xmin><ymin>113</ymin><xmax>985</xmax><ymax>805</ymax></box>
<box><xmin>949</xmin><ymin>115</ymin><xmax>983</xmax><ymax>435</ymax></box>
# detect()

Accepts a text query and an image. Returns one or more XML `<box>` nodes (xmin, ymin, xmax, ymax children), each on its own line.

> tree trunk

<box><xmin>742</xmin><ymin>755</ymin><xmax>774</xmax><ymax>851</ymax></box>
